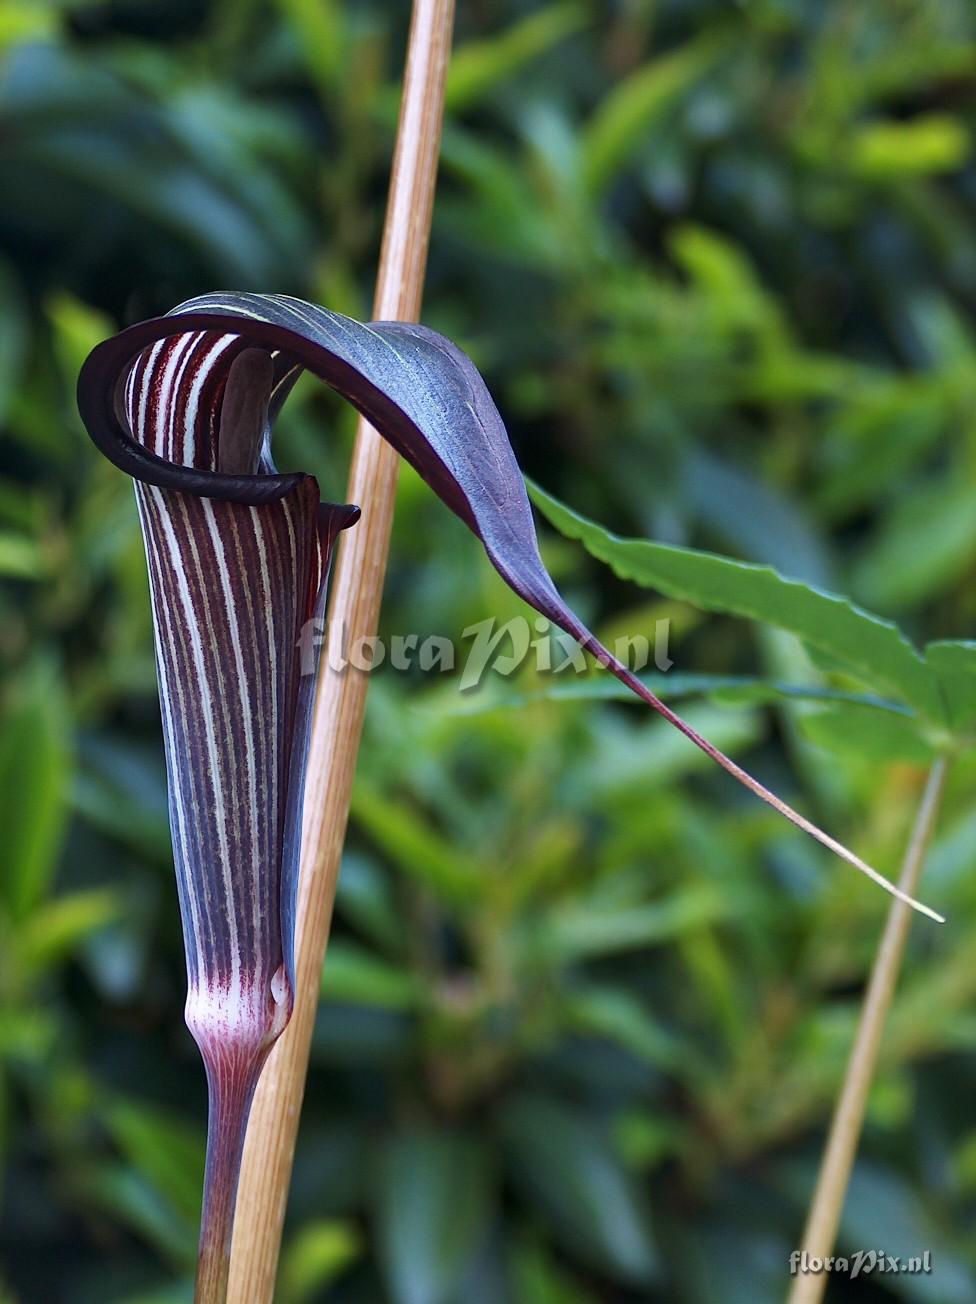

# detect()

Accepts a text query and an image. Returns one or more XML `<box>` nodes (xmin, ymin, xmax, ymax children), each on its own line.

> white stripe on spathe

<box><xmin>225</xmin><ymin>508</ymin><xmax>273</xmax><ymax>881</ymax></box>
<box><xmin>155</xmin><ymin>332</ymin><xmax>197</xmax><ymax>461</ymax></box>
<box><xmin>250</xmin><ymin>499</ymin><xmax>280</xmax><ymax>931</ymax></box>
<box><xmin>183</xmin><ymin>335</ymin><xmax>237</xmax><ymax>468</ymax></box>
<box><xmin>137</xmin><ymin>486</ymin><xmax>207</xmax><ymax>979</ymax></box>
<box><xmin>156</xmin><ymin>492</ymin><xmax>242</xmax><ymax>992</ymax></box>
<box><xmin>202</xmin><ymin>496</ymin><xmax>264</xmax><ymax>963</ymax></box>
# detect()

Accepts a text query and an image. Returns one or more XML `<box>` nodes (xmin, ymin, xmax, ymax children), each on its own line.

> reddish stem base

<box><xmin>194</xmin><ymin>1046</ymin><xmax>269</xmax><ymax>1304</ymax></box>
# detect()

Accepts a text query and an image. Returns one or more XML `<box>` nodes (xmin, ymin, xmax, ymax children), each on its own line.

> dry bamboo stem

<box><xmin>786</xmin><ymin>757</ymin><xmax>948</xmax><ymax>1304</ymax></box>
<box><xmin>226</xmin><ymin>4</ymin><xmax>455</xmax><ymax>1298</ymax></box>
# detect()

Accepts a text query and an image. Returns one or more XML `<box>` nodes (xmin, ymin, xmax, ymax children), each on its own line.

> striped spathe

<box><xmin>123</xmin><ymin>330</ymin><xmax>357</xmax><ymax>1299</ymax></box>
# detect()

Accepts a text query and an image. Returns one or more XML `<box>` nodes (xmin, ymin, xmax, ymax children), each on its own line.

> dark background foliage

<box><xmin>2</xmin><ymin>1</ymin><xmax>976</xmax><ymax>1301</ymax></box>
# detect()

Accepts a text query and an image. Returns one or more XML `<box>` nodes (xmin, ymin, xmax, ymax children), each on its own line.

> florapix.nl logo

<box><xmin>297</xmin><ymin>614</ymin><xmax>675</xmax><ymax>688</ymax></box>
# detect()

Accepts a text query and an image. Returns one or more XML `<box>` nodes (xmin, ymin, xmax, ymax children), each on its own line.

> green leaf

<box><xmin>837</xmin><ymin>1164</ymin><xmax>973</xmax><ymax>1303</ymax></box>
<box><xmin>0</xmin><ymin>658</ymin><xmax>71</xmax><ymax>918</ymax></box>
<box><xmin>104</xmin><ymin>1098</ymin><xmax>205</xmax><ymax>1225</ymax></box>
<box><xmin>438</xmin><ymin>671</ymin><xmax>911</xmax><ymax>718</ymax></box>
<box><xmin>0</xmin><ymin>260</ymin><xmax>26</xmax><ymax>424</ymax></box>
<box><xmin>18</xmin><ymin>888</ymin><xmax>119</xmax><ymax>974</ymax></box>
<box><xmin>112</xmin><ymin>1287</ymin><xmax>192</xmax><ymax>1304</ymax></box>
<box><xmin>0</xmin><ymin>531</ymin><xmax>42</xmax><ymax>578</ymax></box>
<box><xmin>536</xmin><ymin>884</ymin><xmax>738</xmax><ymax>964</ymax></box>
<box><xmin>270</xmin><ymin>0</ymin><xmax>343</xmax><ymax>97</ymax></box>
<box><xmin>685</xmin><ymin>449</ymin><xmax>831</xmax><ymax>584</ymax></box>
<box><xmin>849</xmin><ymin>114</ymin><xmax>970</xmax><ymax>178</ymax></box>
<box><xmin>439</xmin><ymin>126</ymin><xmax>557</xmax><ymax>268</ymax></box>
<box><xmin>320</xmin><ymin>940</ymin><xmax>420</xmax><ymax>1010</ymax></box>
<box><xmin>561</xmin><ymin>986</ymin><xmax>684</xmax><ymax>1071</ymax></box>
<box><xmin>278</xmin><ymin>1219</ymin><xmax>361</xmax><ymax>1304</ymax></box>
<box><xmin>528</xmin><ymin>480</ymin><xmax>944</xmax><ymax>723</ymax></box>
<box><xmin>669</xmin><ymin>224</ymin><xmax>787</xmax><ymax>353</ymax></box>
<box><xmin>587</xmin><ymin>703</ymin><xmax>765</xmax><ymax>793</ymax></box>
<box><xmin>334</xmin><ymin>851</ymin><xmax>403</xmax><ymax>953</ymax></box>
<box><xmin>582</xmin><ymin>36</ymin><xmax>723</xmax><ymax>196</ymax></box>
<box><xmin>350</xmin><ymin>781</ymin><xmax>478</xmax><ymax>903</ymax></box>
<box><xmin>498</xmin><ymin>1094</ymin><xmax>658</xmax><ymax>1285</ymax></box>
<box><xmin>925</xmin><ymin>641</ymin><xmax>976</xmax><ymax>734</ymax></box>
<box><xmin>815</xmin><ymin>376</ymin><xmax>948</xmax><ymax>520</ymax></box>
<box><xmin>850</xmin><ymin>475</ymin><xmax>976</xmax><ymax>611</ymax></box>
<box><xmin>76</xmin><ymin>1164</ymin><xmax>197</xmax><ymax>1267</ymax></box>
<box><xmin>510</xmin><ymin>1237</ymin><xmax>595</xmax><ymax>1304</ymax></box>
<box><xmin>0</xmin><ymin>2</ymin><xmax>55</xmax><ymax>51</ymax></box>
<box><xmin>46</xmin><ymin>291</ymin><xmax>115</xmax><ymax>389</ymax></box>
<box><xmin>799</xmin><ymin>703</ymin><xmax>937</xmax><ymax>764</ymax></box>
<box><xmin>377</xmin><ymin>1129</ymin><xmax>493</xmax><ymax>1304</ymax></box>
<box><xmin>0</xmin><ymin>1008</ymin><xmax>55</xmax><ymax>1060</ymax></box>
<box><xmin>446</xmin><ymin>3</ymin><xmax>587</xmax><ymax>113</ymax></box>
<box><xmin>71</xmin><ymin>736</ymin><xmax>171</xmax><ymax>863</ymax></box>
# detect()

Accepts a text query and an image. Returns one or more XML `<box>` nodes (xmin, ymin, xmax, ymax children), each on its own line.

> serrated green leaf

<box><xmin>528</xmin><ymin>480</ymin><xmax>944</xmax><ymax>723</ymax></box>
<box><xmin>925</xmin><ymin>641</ymin><xmax>976</xmax><ymax>734</ymax></box>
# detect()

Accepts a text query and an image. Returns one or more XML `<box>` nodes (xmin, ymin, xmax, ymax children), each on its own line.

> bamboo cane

<box><xmin>787</xmin><ymin>757</ymin><xmax>948</xmax><ymax>1304</ymax></box>
<box><xmin>227</xmin><ymin>4</ymin><xmax>455</xmax><ymax>1297</ymax></box>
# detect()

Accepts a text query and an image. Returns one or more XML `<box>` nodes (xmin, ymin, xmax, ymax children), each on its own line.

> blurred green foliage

<box><xmin>2</xmin><ymin>1</ymin><xmax>976</xmax><ymax>1301</ymax></box>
